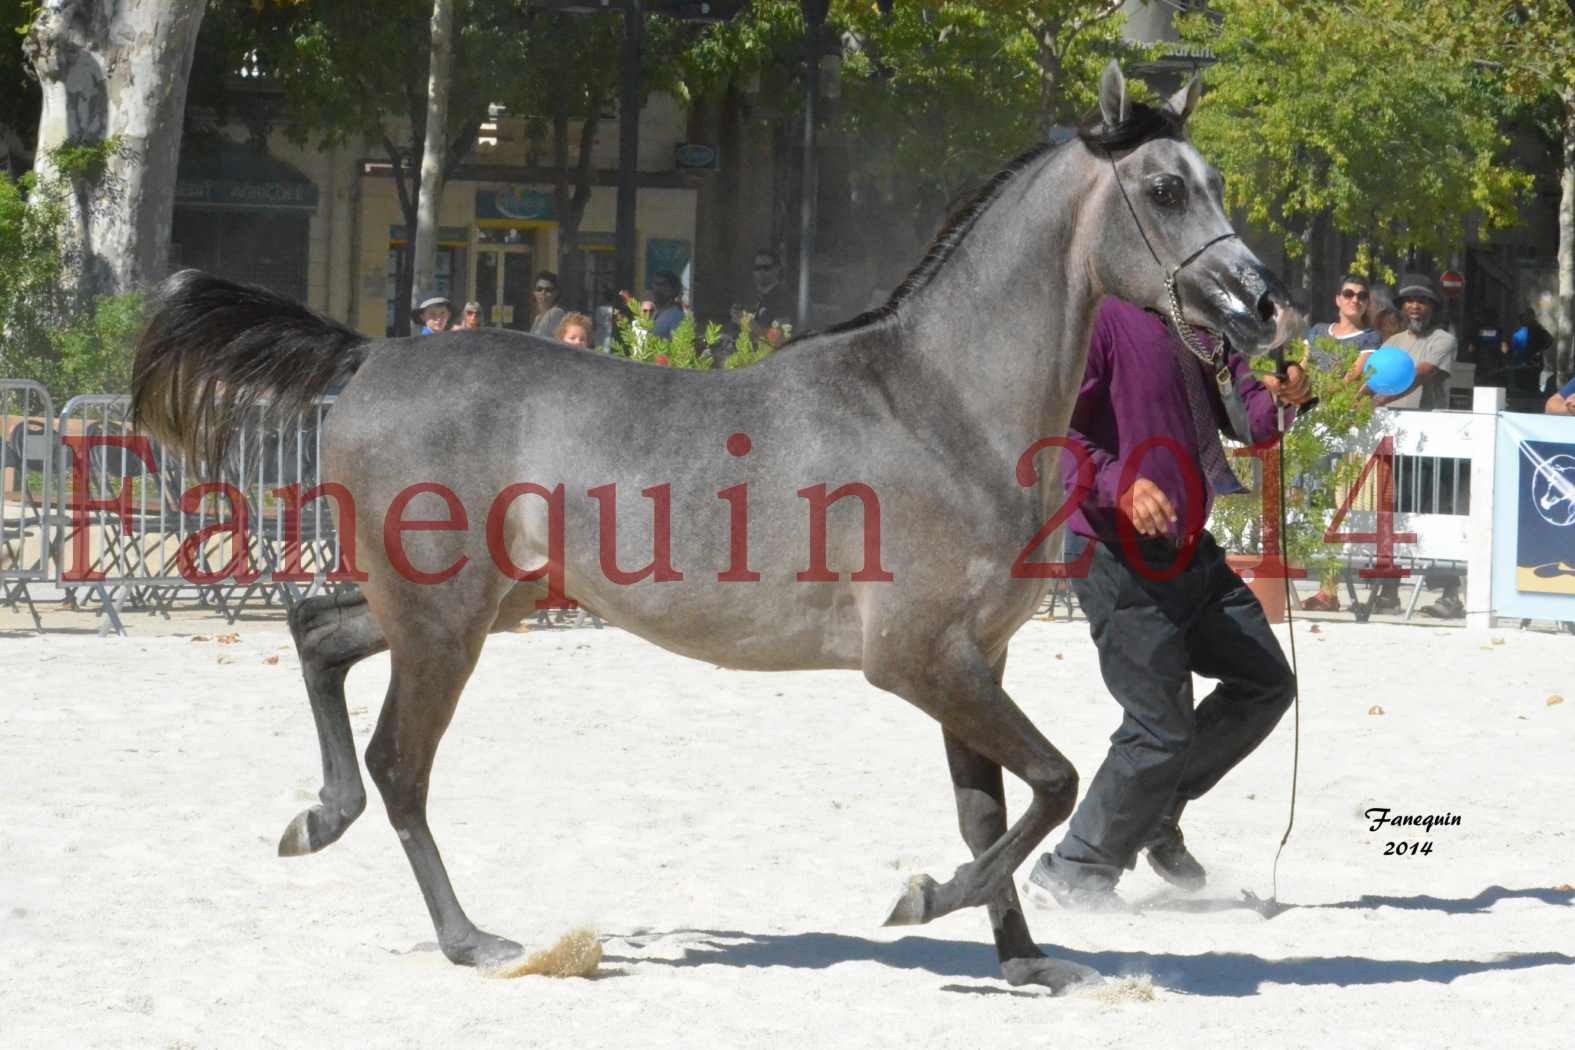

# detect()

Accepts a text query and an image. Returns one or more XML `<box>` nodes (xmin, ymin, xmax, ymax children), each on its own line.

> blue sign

<box><xmin>476</xmin><ymin>189</ymin><xmax>556</xmax><ymax>221</ymax></box>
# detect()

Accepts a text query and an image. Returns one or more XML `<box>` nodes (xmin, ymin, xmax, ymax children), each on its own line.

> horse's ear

<box><xmin>1167</xmin><ymin>73</ymin><xmax>1202</xmax><ymax>125</ymax></box>
<box><xmin>1098</xmin><ymin>61</ymin><xmax>1130</xmax><ymax>128</ymax></box>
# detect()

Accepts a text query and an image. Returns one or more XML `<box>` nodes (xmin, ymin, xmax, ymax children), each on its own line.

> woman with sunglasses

<box><xmin>529</xmin><ymin>272</ymin><xmax>567</xmax><ymax>337</ymax></box>
<box><xmin>1300</xmin><ymin>275</ymin><xmax>1386</xmax><ymax>613</ymax></box>
<box><xmin>1308</xmin><ymin>274</ymin><xmax>1383</xmax><ymax>368</ymax></box>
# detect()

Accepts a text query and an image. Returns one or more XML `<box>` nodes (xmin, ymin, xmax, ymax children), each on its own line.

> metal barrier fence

<box><xmin>1</xmin><ymin>380</ymin><xmax>57</xmax><ymax>629</ymax></box>
<box><xmin>1</xmin><ymin>389</ymin><xmax>344</xmax><ymax>634</ymax></box>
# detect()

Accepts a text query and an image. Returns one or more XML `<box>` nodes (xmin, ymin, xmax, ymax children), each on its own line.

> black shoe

<box><xmin>1371</xmin><ymin>594</ymin><xmax>1403</xmax><ymax>614</ymax></box>
<box><xmin>1024</xmin><ymin>854</ymin><xmax>1129</xmax><ymax>913</ymax></box>
<box><xmin>1144</xmin><ymin>827</ymin><xmax>1207</xmax><ymax>891</ymax></box>
<box><xmin>1421</xmin><ymin>594</ymin><xmax>1464</xmax><ymax>619</ymax></box>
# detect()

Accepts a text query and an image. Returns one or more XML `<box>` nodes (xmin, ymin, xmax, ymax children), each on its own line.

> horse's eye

<box><xmin>1149</xmin><ymin>175</ymin><xmax>1185</xmax><ymax>208</ymax></box>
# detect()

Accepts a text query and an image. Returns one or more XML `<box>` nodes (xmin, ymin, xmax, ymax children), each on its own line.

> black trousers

<box><xmin>1052</xmin><ymin>532</ymin><xmax>1295</xmax><ymax>886</ymax></box>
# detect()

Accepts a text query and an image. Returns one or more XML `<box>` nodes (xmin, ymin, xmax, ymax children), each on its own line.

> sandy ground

<box><xmin>2</xmin><ymin>615</ymin><xmax>1572</xmax><ymax>1049</ymax></box>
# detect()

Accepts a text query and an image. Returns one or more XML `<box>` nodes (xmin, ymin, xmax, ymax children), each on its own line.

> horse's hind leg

<box><xmin>278</xmin><ymin>589</ymin><xmax>389</xmax><ymax>856</ymax></box>
<box><xmin>366</xmin><ymin>624</ymin><xmax>521</xmax><ymax>968</ymax></box>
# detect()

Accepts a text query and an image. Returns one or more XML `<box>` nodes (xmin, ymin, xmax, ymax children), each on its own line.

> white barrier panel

<box><xmin>1491</xmin><ymin>409</ymin><xmax>1575</xmax><ymax>623</ymax></box>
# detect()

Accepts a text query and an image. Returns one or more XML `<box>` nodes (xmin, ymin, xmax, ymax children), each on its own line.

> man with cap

<box><xmin>412</xmin><ymin>293</ymin><xmax>453</xmax><ymax>336</ymax></box>
<box><xmin>1376</xmin><ymin>274</ymin><xmax>1456</xmax><ymax>411</ymax></box>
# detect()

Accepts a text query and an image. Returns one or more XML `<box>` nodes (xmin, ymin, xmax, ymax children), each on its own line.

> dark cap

<box><xmin>1395</xmin><ymin>273</ymin><xmax>1441</xmax><ymax>307</ymax></box>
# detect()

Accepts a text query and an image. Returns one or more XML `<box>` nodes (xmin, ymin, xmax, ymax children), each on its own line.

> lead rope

<box><xmin>1271</xmin><ymin>395</ymin><xmax>1300</xmax><ymax>905</ymax></box>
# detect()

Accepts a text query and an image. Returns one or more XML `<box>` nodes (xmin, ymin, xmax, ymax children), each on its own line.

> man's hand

<box><xmin>1261</xmin><ymin>363</ymin><xmax>1313</xmax><ymax>405</ymax></box>
<box><xmin>1119</xmin><ymin>477</ymin><xmax>1176</xmax><ymax>537</ymax></box>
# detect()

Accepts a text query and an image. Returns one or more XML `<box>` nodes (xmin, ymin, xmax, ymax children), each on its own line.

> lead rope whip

<box><xmin>1270</xmin><ymin>394</ymin><xmax>1300</xmax><ymax>905</ymax></box>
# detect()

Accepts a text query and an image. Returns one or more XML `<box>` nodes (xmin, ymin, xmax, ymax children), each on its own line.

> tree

<box><xmin>1176</xmin><ymin>0</ymin><xmax>1532</xmax><ymax>291</ymax></box>
<box><xmin>413</xmin><ymin>0</ymin><xmax>456</xmax><ymax>306</ymax></box>
<box><xmin>228</xmin><ymin>0</ymin><xmax>530</xmax><ymax>333</ymax></box>
<box><xmin>23</xmin><ymin>0</ymin><xmax>207</xmax><ymax>299</ymax></box>
<box><xmin>1416</xmin><ymin>0</ymin><xmax>1575</xmax><ymax>385</ymax></box>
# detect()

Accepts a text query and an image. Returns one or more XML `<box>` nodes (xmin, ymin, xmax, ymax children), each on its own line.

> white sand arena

<box><xmin>2</xmin><ymin>617</ymin><xmax>1571</xmax><ymax>1047</ymax></box>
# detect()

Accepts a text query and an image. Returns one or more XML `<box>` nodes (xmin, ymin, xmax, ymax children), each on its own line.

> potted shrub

<box><xmin>1207</xmin><ymin>338</ymin><xmax>1392</xmax><ymax>621</ymax></box>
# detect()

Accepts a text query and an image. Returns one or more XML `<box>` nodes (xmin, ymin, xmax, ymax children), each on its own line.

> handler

<box><xmin>1027</xmin><ymin>296</ymin><xmax>1313</xmax><ymax>910</ymax></box>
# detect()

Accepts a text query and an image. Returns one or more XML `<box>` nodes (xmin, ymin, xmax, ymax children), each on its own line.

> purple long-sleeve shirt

<box><xmin>1062</xmin><ymin>297</ymin><xmax>1294</xmax><ymax>545</ymax></box>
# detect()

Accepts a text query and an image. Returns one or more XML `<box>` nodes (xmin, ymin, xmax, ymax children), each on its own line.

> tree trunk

<box><xmin>1037</xmin><ymin>33</ymin><xmax>1061</xmax><ymax>129</ymax></box>
<box><xmin>412</xmin><ymin>0</ymin><xmax>454</xmax><ymax>315</ymax></box>
<box><xmin>25</xmin><ymin>0</ymin><xmax>205</xmax><ymax>300</ymax></box>
<box><xmin>550</xmin><ymin>92</ymin><xmax>603</xmax><ymax>312</ymax></box>
<box><xmin>1558</xmin><ymin>86</ymin><xmax>1574</xmax><ymax>386</ymax></box>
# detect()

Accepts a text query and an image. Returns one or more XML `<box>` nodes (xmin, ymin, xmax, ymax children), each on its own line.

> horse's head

<box><xmin>1081</xmin><ymin>62</ymin><xmax>1296</xmax><ymax>356</ymax></box>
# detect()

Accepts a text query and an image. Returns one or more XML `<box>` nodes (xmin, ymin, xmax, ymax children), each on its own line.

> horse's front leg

<box><xmin>870</xmin><ymin>637</ymin><xmax>1094</xmax><ymax>992</ymax></box>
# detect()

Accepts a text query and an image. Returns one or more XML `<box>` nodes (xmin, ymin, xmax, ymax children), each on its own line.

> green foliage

<box><xmin>45</xmin><ymin>291</ymin><xmax>145</xmax><ymax>396</ymax></box>
<box><xmin>1179</xmin><ymin>0</ymin><xmax>1533</xmax><ymax>264</ymax></box>
<box><xmin>0</xmin><ymin>172</ymin><xmax>64</xmax><ymax>358</ymax></box>
<box><xmin>46</xmin><ymin>135</ymin><xmax>126</xmax><ymax>182</ymax></box>
<box><xmin>1208</xmin><ymin>338</ymin><xmax>1387</xmax><ymax>577</ymax></box>
<box><xmin>610</xmin><ymin>294</ymin><xmax>716</xmax><ymax>368</ymax></box>
<box><xmin>607</xmin><ymin>293</ymin><xmax>785</xmax><ymax>370</ymax></box>
<box><xmin>1</xmin><ymin>172</ymin><xmax>144</xmax><ymax>397</ymax></box>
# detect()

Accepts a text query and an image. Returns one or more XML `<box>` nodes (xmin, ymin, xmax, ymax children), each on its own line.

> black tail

<box><xmin>131</xmin><ymin>269</ymin><xmax>371</xmax><ymax>468</ymax></box>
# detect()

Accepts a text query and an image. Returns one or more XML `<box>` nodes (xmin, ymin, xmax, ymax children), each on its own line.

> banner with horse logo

<box><xmin>1491</xmin><ymin>412</ymin><xmax>1575</xmax><ymax>618</ymax></box>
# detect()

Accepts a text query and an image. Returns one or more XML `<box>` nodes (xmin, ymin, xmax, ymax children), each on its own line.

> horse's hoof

<box><xmin>1001</xmin><ymin>956</ymin><xmax>1101</xmax><ymax>994</ymax></box>
<box><xmin>277</xmin><ymin>810</ymin><xmax>320</xmax><ymax>856</ymax></box>
<box><xmin>277</xmin><ymin>801</ymin><xmax>361</xmax><ymax>857</ymax></box>
<box><xmin>444</xmin><ymin>930</ymin><xmax>524</xmax><ymax>968</ymax></box>
<box><xmin>882</xmin><ymin>874</ymin><xmax>939</xmax><ymax>926</ymax></box>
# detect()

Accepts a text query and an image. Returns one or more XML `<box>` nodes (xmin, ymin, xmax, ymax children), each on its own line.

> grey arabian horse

<box><xmin>131</xmin><ymin>65</ymin><xmax>1294</xmax><ymax>992</ymax></box>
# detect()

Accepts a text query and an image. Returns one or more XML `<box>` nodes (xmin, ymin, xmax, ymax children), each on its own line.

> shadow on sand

<box><xmin>603</xmin><ymin>886</ymin><xmax>1574</xmax><ymax>997</ymax></box>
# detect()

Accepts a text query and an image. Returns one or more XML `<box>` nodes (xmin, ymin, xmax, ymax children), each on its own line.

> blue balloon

<box><xmin>1363</xmin><ymin>345</ymin><xmax>1416</xmax><ymax>397</ymax></box>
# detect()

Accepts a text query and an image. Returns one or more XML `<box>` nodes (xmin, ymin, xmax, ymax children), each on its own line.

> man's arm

<box><xmin>1224</xmin><ymin>351</ymin><xmax>1311</xmax><ymax>442</ymax></box>
<box><xmin>1060</xmin><ymin>323</ymin><xmax>1124</xmax><ymax>515</ymax></box>
<box><xmin>1549</xmin><ymin>379</ymin><xmax>1575</xmax><ymax>416</ymax></box>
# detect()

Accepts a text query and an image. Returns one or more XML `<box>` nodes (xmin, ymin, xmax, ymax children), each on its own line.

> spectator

<box><xmin>648</xmin><ymin>271</ymin><xmax>685</xmax><ymax>339</ymax></box>
<box><xmin>1503</xmin><ymin>308</ymin><xmax>1553</xmax><ymax>396</ymax></box>
<box><xmin>460</xmin><ymin>301</ymin><xmax>483</xmax><ymax>330</ymax></box>
<box><xmin>1547</xmin><ymin>375</ymin><xmax>1575</xmax><ymax>416</ymax></box>
<box><xmin>743</xmin><ymin>248</ymin><xmax>795</xmax><ymax>340</ymax></box>
<box><xmin>530</xmin><ymin>272</ymin><xmax>566</xmax><ymax>337</ymax></box>
<box><xmin>1306</xmin><ymin>274</ymin><xmax>1382</xmax><ymax>368</ymax></box>
<box><xmin>411</xmin><ymin>294</ymin><xmax>453</xmax><ymax>336</ymax></box>
<box><xmin>1375</xmin><ymin>273</ymin><xmax>1456</xmax><ymax>411</ymax></box>
<box><xmin>554</xmin><ymin>312</ymin><xmax>594</xmax><ymax>349</ymax></box>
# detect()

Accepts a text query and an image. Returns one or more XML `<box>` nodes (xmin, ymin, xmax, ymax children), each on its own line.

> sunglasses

<box><xmin>753</xmin><ymin>263</ymin><xmax>777</xmax><ymax>271</ymax></box>
<box><xmin>534</xmin><ymin>285</ymin><xmax>554</xmax><ymax>293</ymax></box>
<box><xmin>1339</xmin><ymin>289</ymin><xmax>1370</xmax><ymax>301</ymax></box>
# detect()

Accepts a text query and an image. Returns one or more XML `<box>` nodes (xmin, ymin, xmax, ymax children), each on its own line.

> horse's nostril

<box><xmin>1256</xmin><ymin>292</ymin><xmax>1278</xmax><ymax>324</ymax></box>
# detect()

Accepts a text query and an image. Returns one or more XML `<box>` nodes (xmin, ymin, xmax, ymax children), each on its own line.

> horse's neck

<box><xmin>894</xmin><ymin>153</ymin><xmax>1101</xmax><ymax>455</ymax></box>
